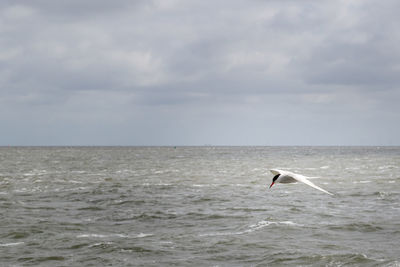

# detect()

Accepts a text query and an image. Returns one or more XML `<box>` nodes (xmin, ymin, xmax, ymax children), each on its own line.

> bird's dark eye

<box><xmin>273</xmin><ymin>174</ymin><xmax>280</xmax><ymax>182</ymax></box>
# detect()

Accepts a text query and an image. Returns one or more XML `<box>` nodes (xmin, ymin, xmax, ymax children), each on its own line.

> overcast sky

<box><xmin>1</xmin><ymin>0</ymin><xmax>399</xmax><ymax>146</ymax></box>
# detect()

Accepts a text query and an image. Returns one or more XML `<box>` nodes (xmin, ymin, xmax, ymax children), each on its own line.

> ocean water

<box><xmin>0</xmin><ymin>146</ymin><xmax>399</xmax><ymax>266</ymax></box>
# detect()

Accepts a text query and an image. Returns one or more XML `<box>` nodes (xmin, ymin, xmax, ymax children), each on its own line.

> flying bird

<box><xmin>269</xmin><ymin>169</ymin><xmax>334</xmax><ymax>195</ymax></box>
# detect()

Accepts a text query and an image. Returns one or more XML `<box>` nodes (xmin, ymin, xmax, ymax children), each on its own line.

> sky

<box><xmin>1</xmin><ymin>0</ymin><xmax>400</xmax><ymax>146</ymax></box>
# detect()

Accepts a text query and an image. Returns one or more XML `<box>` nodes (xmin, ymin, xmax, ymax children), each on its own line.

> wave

<box><xmin>23</xmin><ymin>170</ymin><xmax>48</xmax><ymax>177</ymax></box>
<box><xmin>266</xmin><ymin>252</ymin><xmax>387</xmax><ymax>266</ymax></box>
<box><xmin>352</xmin><ymin>180</ymin><xmax>372</xmax><ymax>184</ymax></box>
<box><xmin>192</xmin><ymin>183</ymin><xmax>253</xmax><ymax>188</ymax></box>
<box><xmin>349</xmin><ymin>191</ymin><xmax>398</xmax><ymax>199</ymax></box>
<box><xmin>378</xmin><ymin>165</ymin><xmax>398</xmax><ymax>170</ymax></box>
<box><xmin>248</xmin><ymin>220</ymin><xmax>304</xmax><ymax>232</ymax></box>
<box><xmin>386</xmin><ymin>260</ymin><xmax>400</xmax><ymax>267</ymax></box>
<box><xmin>327</xmin><ymin>222</ymin><xmax>384</xmax><ymax>232</ymax></box>
<box><xmin>228</xmin><ymin>207</ymin><xmax>269</xmax><ymax>212</ymax></box>
<box><xmin>77</xmin><ymin>233</ymin><xmax>153</xmax><ymax>239</ymax></box>
<box><xmin>141</xmin><ymin>183</ymin><xmax>173</xmax><ymax>187</ymax></box>
<box><xmin>0</xmin><ymin>242</ymin><xmax>24</xmax><ymax>247</ymax></box>
<box><xmin>199</xmin><ymin>220</ymin><xmax>304</xmax><ymax>237</ymax></box>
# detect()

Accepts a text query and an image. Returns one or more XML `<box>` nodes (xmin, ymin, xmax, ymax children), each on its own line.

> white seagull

<box><xmin>269</xmin><ymin>169</ymin><xmax>334</xmax><ymax>195</ymax></box>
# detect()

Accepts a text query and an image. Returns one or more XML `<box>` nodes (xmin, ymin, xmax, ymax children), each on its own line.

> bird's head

<box><xmin>269</xmin><ymin>174</ymin><xmax>280</xmax><ymax>188</ymax></box>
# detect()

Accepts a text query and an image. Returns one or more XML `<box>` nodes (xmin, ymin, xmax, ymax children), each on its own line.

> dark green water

<box><xmin>1</xmin><ymin>147</ymin><xmax>399</xmax><ymax>266</ymax></box>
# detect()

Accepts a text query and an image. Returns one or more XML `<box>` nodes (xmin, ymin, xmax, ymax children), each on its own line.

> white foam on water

<box><xmin>280</xmin><ymin>221</ymin><xmax>304</xmax><ymax>226</ymax></box>
<box><xmin>77</xmin><ymin>233</ymin><xmax>153</xmax><ymax>239</ymax></box>
<box><xmin>247</xmin><ymin>220</ymin><xmax>304</xmax><ymax>233</ymax></box>
<box><xmin>199</xmin><ymin>220</ymin><xmax>304</xmax><ymax>237</ymax></box>
<box><xmin>378</xmin><ymin>165</ymin><xmax>397</xmax><ymax>170</ymax></box>
<box><xmin>23</xmin><ymin>170</ymin><xmax>48</xmax><ymax>177</ymax></box>
<box><xmin>159</xmin><ymin>241</ymin><xmax>174</xmax><ymax>244</ymax></box>
<box><xmin>199</xmin><ymin>231</ymin><xmax>241</xmax><ymax>237</ymax></box>
<box><xmin>193</xmin><ymin>183</ymin><xmax>225</xmax><ymax>188</ymax></box>
<box><xmin>77</xmin><ymin>234</ymin><xmax>107</xmax><ymax>238</ymax></box>
<box><xmin>352</xmin><ymin>180</ymin><xmax>372</xmax><ymax>184</ymax></box>
<box><xmin>248</xmin><ymin>220</ymin><xmax>275</xmax><ymax>230</ymax></box>
<box><xmin>69</xmin><ymin>180</ymin><xmax>84</xmax><ymax>184</ymax></box>
<box><xmin>136</xmin><ymin>233</ymin><xmax>153</xmax><ymax>238</ymax></box>
<box><xmin>192</xmin><ymin>184</ymin><xmax>210</xmax><ymax>187</ymax></box>
<box><xmin>0</xmin><ymin>242</ymin><xmax>24</xmax><ymax>247</ymax></box>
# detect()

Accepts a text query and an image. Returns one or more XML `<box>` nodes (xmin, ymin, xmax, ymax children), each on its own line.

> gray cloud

<box><xmin>1</xmin><ymin>0</ymin><xmax>399</xmax><ymax>145</ymax></box>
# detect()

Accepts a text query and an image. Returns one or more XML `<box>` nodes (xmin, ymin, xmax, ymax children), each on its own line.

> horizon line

<box><xmin>1</xmin><ymin>144</ymin><xmax>399</xmax><ymax>147</ymax></box>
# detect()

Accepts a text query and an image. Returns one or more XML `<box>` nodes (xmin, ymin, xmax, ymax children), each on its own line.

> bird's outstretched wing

<box><xmin>270</xmin><ymin>169</ymin><xmax>334</xmax><ymax>196</ymax></box>
<box><xmin>270</xmin><ymin>169</ymin><xmax>282</xmax><ymax>176</ymax></box>
<box><xmin>291</xmin><ymin>173</ymin><xmax>334</xmax><ymax>195</ymax></box>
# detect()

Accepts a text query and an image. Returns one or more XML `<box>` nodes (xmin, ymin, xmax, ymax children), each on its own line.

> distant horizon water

<box><xmin>2</xmin><ymin>144</ymin><xmax>400</xmax><ymax>147</ymax></box>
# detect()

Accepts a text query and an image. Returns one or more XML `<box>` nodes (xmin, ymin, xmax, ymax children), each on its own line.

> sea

<box><xmin>0</xmin><ymin>146</ymin><xmax>399</xmax><ymax>266</ymax></box>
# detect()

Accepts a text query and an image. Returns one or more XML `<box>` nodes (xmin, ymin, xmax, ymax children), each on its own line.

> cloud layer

<box><xmin>1</xmin><ymin>0</ymin><xmax>399</xmax><ymax>145</ymax></box>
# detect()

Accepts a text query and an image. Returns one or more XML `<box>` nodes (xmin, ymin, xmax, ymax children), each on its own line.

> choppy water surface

<box><xmin>1</xmin><ymin>146</ymin><xmax>399</xmax><ymax>266</ymax></box>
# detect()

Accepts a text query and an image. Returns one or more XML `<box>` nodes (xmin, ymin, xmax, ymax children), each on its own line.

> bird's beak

<box><xmin>269</xmin><ymin>182</ymin><xmax>275</xmax><ymax>188</ymax></box>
